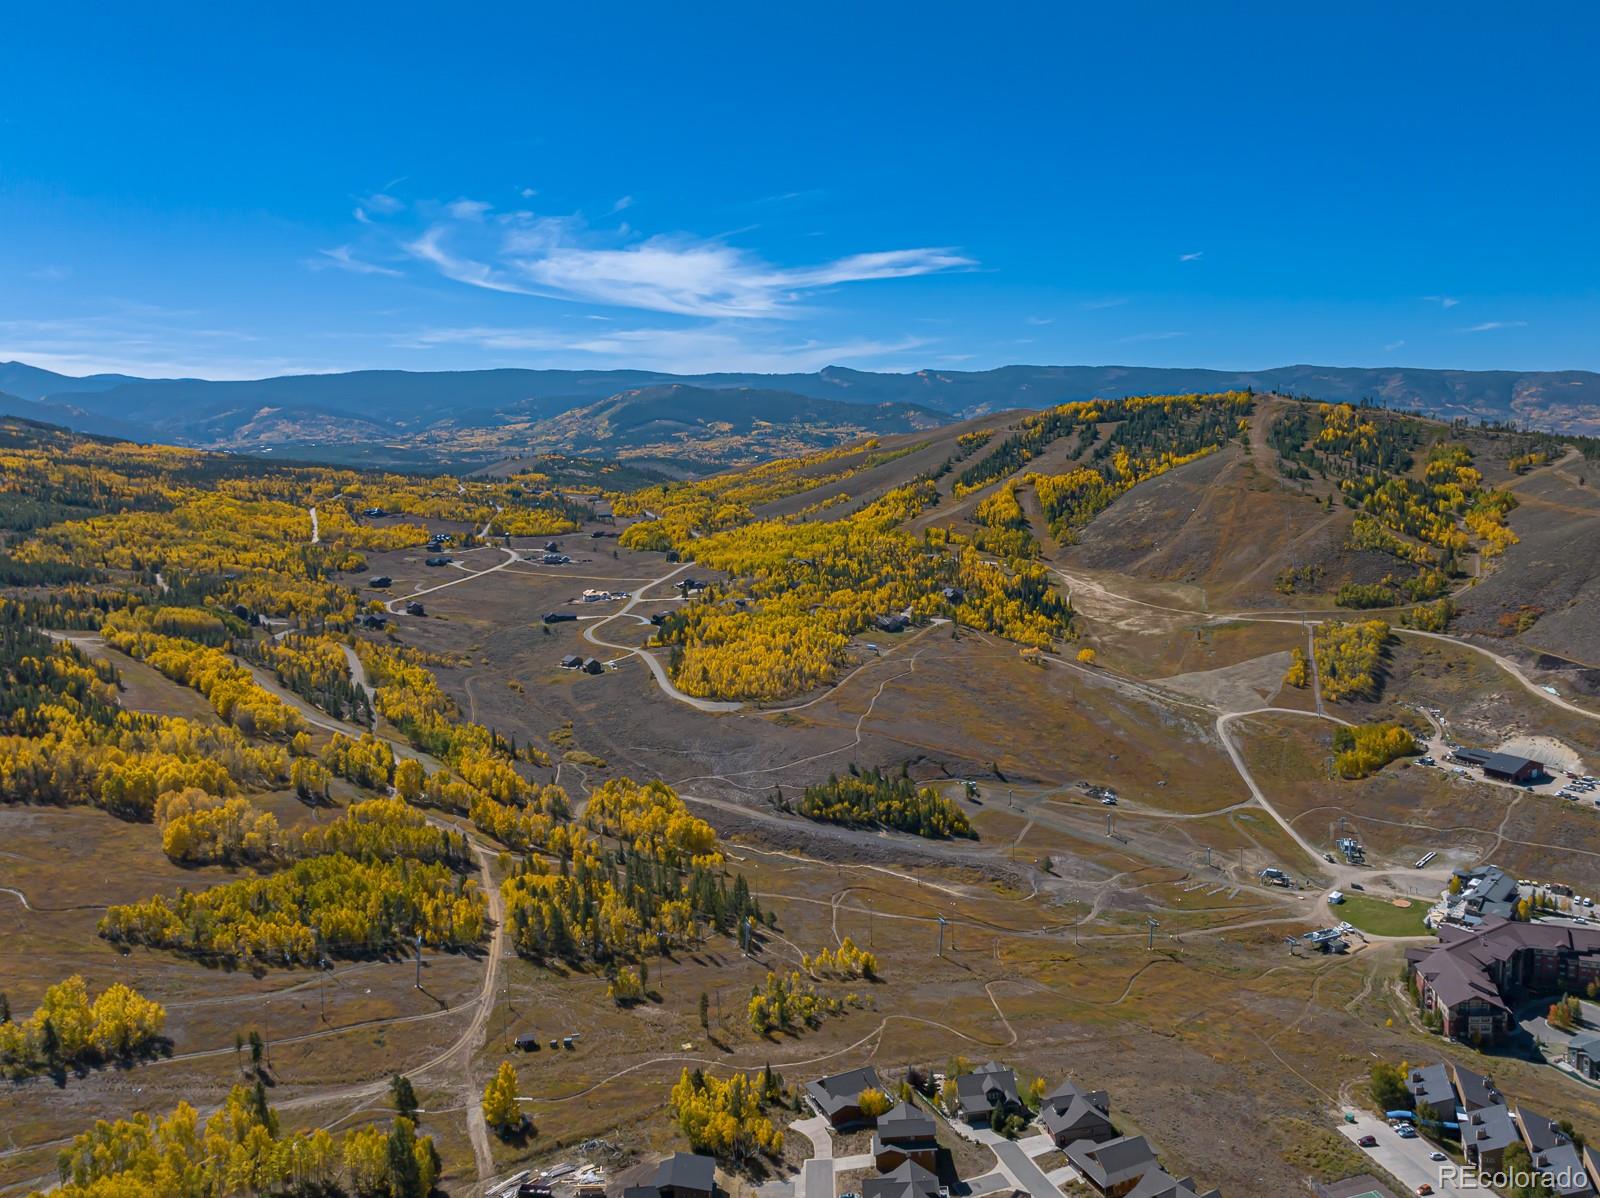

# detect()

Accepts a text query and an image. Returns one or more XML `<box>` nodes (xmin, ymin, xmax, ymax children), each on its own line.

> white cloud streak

<box><xmin>309</xmin><ymin>245</ymin><xmax>403</xmax><ymax>277</ymax></box>
<box><xmin>1462</xmin><ymin>320</ymin><xmax>1527</xmax><ymax>333</ymax></box>
<box><xmin>395</xmin><ymin>322</ymin><xmax>930</xmax><ymax>374</ymax></box>
<box><xmin>371</xmin><ymin>201</ymin><xmax>973</xmax><ymax>318</ymax></box>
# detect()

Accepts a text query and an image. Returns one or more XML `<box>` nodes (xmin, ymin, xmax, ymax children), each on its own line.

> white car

<box><xmin>1429</xmin><ymin>1151</ymin><xmax>1447</xmax><ymax>1162</ymax></box>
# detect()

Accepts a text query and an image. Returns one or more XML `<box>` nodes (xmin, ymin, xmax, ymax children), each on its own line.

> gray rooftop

<box><xmin>1407</xmin><ymin>1063</ymin><xmax>1455</xmax><ymax>1114</ymax></box>
<box><xmin>862</xmin><ymin>1160</ymin><xmax>940</xmax><ymax>1198</ymax></box>
<box><xmin>1517</xmin><ymin>1105</ymin><xmax>1566</xmax><ymax>1154</ymax></box>
<box><xmin>805</xmin><ymin>1066</ymin><xmax>885</xmax><ymax>1119</ymax></box>
<box><xmin>653</xmin><ymin>1153</ymin><xmax>716</xmax><ymax>1194</ymax></box>
<box><xmin>1125</xmin><ymin>1171</ymin><xmax>1223</xmax><ymax>1198</ymax></box>
<box><xmin>1531</xmin><ymin>1142</ymin><xmax>1590</xmax><ymax>1198</ymax></box>
<box><xmin>954</xmin><ymin>1060</ymin><xmax>1020</xmax><ymax>1115</ymax></box>
<box><xmin>1067</xmin><ymin>1133</ymin><xmax>1160</xmax><ymax>1187</ymax></box>
<box><xmin>1463</xmin><ymin>1104</ymin><xmax>1519</xmax><ymax>1156</ymax></box>
<box><xmin>1449</xmin><ymin>1063</ymin><xmax>1501</xmax><ymax>1111</ymax></box>
<box><xmin>875</xmin><ymin>1101</ymin><xmax>936</xmax><ymax>1143</ymax></box>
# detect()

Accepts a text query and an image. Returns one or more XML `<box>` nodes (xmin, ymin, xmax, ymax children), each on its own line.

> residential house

<box><xmin>1461</xmin><ymin>1104</ymin><xmax>1519</xmax><ymax>1172</ymax></box>
<box><xmin>862</xmin><ymin>1160</ymin><xmax>940</xmax><ymax>1198</ymax></box>
<box><xmin>805</xmin><ymin>1066</ymin><xmax>885</xmax><ymax>1129</ymax></box>
<box><xmin>1406</xmin><ymin>1063</ymin><xmax>1456</xmax><ymax>1122</ymax></box>
<box><xmin>1125</xmin><ymin>1171</ymin><xmax>1222</xmax><ymax>1198</ymax></box>
<box><xmin>871</xmin><ymin>1101</ymin><xmax>939</xmax><ymax>1171</ymax></box>
<box><xmin>1568</xmin><ymin>1032</ymin><xmax>1600</xmax><ymax>1080</ymax></box>
<box><xmin>1041</xmin><ymin>1079</ymin><xmax>1116</xmax><ymax>1149</ymax></box>
<box><xmin>621</xmin><ymin>1153</ymin><xmax>717</xmax><ymax>1198</ymax></box>
<box><xmin>1066</xmin><ymin>1133</ymin><xmax>1161</xmax><ymax>1198</ymax></box>
<box><xmin>560</xmin><ymin>655</ymin><xmax>582</xmax><ymax>670</ymax></box>
<box><xmin>952</xmin><ymin>1061</ymin><xmax>1022</xmax><ymax>1124</ymax></box>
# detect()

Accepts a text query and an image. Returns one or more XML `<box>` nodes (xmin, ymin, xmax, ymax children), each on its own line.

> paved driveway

<box><xmin>799</xmin><ymin>1158</ymin><xmax>834</xmax><ymax>1198</ymax></box>
<box><xmin>790</xmin><ymin>1116</ymin><xmax>835</xmax><ymax>1198</ymax></box>
<box><xmin>1335</xmin><ymin>1111</ymin><xmax>1498</xmax><ymax>1196</ymax></box>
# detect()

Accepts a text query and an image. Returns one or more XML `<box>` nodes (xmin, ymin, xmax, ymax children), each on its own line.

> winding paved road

<box><xmin>385</xmin><ymin>544</ymin><xmax>522</xmax><ymax>613</ymax></box>
<box><xmin>580</xmin><ymin>561</ymin><xmax>743</xmax><ymax>713</ymax></box>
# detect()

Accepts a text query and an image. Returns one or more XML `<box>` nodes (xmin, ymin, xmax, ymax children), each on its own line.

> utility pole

<box><xmin>936</xmin><ymin>915</ymin><xmax>949</xmax><ymax>958</ymax></box>
<box><xmin>1106</xmin><ymin>812</ymin><xmax>1115</xmax><ymax>838</ymax></box>
<box><xmin>1203</xmin><ymin>845</ymin><xmax>1213</xmax><ymax>870</ymax></box>
<box><xmin>414</xmin><ymin>933</ymin><xmax>423</xmax><ymax>990</ymax></box>
<box><xmin>1146</xmin><ymin>917</ymin><xmax>1159</xmax><ymax>951</ymax></box>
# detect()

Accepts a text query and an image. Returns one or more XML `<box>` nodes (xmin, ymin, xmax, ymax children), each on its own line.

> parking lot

<box><xmin>1335</xmin><ymin>1111</ymin><xmax>1497</xmax><ymax>1196</ymax></box>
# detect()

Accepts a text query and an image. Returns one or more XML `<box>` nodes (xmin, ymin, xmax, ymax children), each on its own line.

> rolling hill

<box><xmin>492</xmin><ymin>383</ymin><xmax>946</xmax><ymax>462</ymax></box>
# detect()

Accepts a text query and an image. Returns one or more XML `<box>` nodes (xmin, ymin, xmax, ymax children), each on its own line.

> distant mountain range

<box><xmin>3</xmin><ymin>359</ymin><xmax>1597</xmax><ymax>468</ymax></box>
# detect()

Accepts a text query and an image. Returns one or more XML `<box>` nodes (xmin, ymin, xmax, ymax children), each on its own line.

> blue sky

<box><xmin>2</xmin><ymin>3</ymin><xmax>1596</xmax><ymax>379</ymax></box>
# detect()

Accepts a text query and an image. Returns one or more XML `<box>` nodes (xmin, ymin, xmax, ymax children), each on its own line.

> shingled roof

<box><xmin>805</xmin><ymin>1066</ymin><xmax>885</xmax><ymax>1121</ymax></box>
<box><xmin>862</xmin><ymin>1160</ymin><xmax>940</xmax><ymax>1198</ymax></box>
<box><xmin>1125</xmin><ymin>1171</ymin><xmax>1223</xmax><ymax>1198</ymax></box>
<box><xmin>1066</xmin><ymin>1134</ymin><xmax>1160</xmax><ymax>1191</ymax></box>
<box><xmin>1406</xmin><ymin>917</ymin><xmax>1600</xmax><ymax>1011</ymax></box>
<box><xmin>875</xmin><ymin>1101</ymin><xmax>937</xmax><ymax>1143</ymax></box>
<box><xmin>953</xmin><ymin>1060</ymin><xmax>1020</xmax><ymax>1117</ymax></box>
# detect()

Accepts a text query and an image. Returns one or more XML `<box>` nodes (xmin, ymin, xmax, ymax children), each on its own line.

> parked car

<box><xmin>1429</xmin><ymin>1151</ymin><xmax>1446</xmax><ymax>1162</ymax></box>
<box><xmin>1358</xmin><ymin>1134</ymin><xmax>1377</xmax><ymax>1147</ymax></box>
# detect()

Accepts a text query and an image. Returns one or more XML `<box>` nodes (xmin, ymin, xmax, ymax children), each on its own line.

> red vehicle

<box><xmin>1358</xmin><ymin>1134</ymin><xmax>1377</xmax><ymax>1147</ymax></box>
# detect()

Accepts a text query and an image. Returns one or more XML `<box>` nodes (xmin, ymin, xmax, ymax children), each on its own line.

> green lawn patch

<box><xmin>1336</xmin><ymin>893</ymin><xmax>1430</xmax><ymax>937</ymax></box>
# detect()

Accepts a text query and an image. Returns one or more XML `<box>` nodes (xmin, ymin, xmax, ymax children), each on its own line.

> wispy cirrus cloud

<box><xmin>1462</xmin><ymin>320</ymin><xmax>1527</xmax><ymax>333</ymax></box>
<box><xmin>395</xmin><ymin>322</ymin><xmax>931</xmax><ymax>374</ymax></box>
<box><xmin>349</xmin><ymin>196</ymin><xmax>974</xmax><ymax>319</ymax></box>
<box><xmin>1117</xmin><ymin>330</ymin><xmax>1186</xmax><ymax>343</ymax></box>
<box><xmin>0</xmin><ymin>311</ymin><xmax>321</xmax><ymax>379</ymax></box>
<box><xmin>308</xmin><ymin>245</ymin><xmax>403</xmax><ymax>277</ymax></box>
<box><xmin>445</xmin><ymin>198</ymin><xmax>492</xmax><ymax>221</ymax></box>
<box><xmin>1178</xmin><ymin>251</ymin><xmax>1204</xmax><ymax>262</ymax></box>
<box><xmin>1423</xmin><ymin>295</ymin><xmax>1460</xmax><ymax>308</ymax></box>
